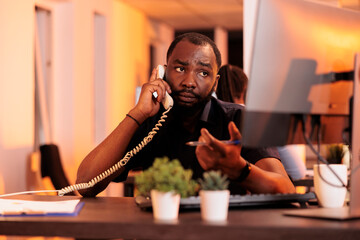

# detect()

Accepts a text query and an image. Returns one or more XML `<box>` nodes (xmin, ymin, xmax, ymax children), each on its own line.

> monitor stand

<box><xmin>284</xmin><ymin>53</ymin><xmax>360</xmax><ymax>220</ymax></box>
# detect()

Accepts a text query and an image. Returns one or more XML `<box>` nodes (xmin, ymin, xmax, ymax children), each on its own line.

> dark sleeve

<box><xmin>241</xmin><ymin>147</ymin><xmax>281</xmax><ymax>165</ymax></box>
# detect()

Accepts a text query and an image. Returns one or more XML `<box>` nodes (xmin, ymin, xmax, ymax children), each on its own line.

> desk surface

<box><xmin>1</xmin><ymin>195</ymin><xmax>360</xmax><ymax>240</ymax></box>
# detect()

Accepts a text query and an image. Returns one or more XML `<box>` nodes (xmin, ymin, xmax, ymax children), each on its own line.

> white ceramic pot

<box><xmin>200</xmin><ymin>190</ymin><xmax>230</xmax><ymax>222</ymax></box>
<box><xmin>313</xmin><ymin>164</ymin><xmax>348</xmax><ymax>208</ymax></box>
<box><xmin>150</xmin><ymin>190</ymin><xmax>180</xmax><ymax>221</ymax></box>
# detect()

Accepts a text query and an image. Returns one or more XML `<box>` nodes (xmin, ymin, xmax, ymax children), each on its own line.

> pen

<box><xmin>186</xmin><ymin>140</ymin><xmax>241</xmax><ymax>146</ymax></box>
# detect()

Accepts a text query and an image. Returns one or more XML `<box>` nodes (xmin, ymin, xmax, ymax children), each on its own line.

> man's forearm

<box><xmin>76</xmin><ymin>114</ymin><xmax>141</xmax><ymax>197</ymax></box>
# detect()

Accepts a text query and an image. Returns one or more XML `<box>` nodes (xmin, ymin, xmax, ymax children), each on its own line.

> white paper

<box><xmin>0</xmin><ymin>199</ymin><xmax>81</xmax><ymax>215</ymax></box>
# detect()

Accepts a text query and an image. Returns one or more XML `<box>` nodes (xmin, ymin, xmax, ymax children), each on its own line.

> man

<box><xmin>76</xmin><ymin>32</ymin><xmax>295</xmax><ymax>197</ymax></box>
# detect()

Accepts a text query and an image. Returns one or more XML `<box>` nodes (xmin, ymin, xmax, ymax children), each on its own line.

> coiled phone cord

<box><xmin>57</xmin><ymin>107</ymin><xmax>172</xmax><ymax>196</ymax></box>
<box><xmin>0</xmin><ymin>107</ymin><xmax>172</xmax><ymax>198</ymax></box>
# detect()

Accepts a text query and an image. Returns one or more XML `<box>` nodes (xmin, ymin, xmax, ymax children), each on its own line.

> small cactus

<box><xmin>326</xmin><ymin>144</ymin><xmax>345</xmax><ymax>164</ymax></box>
<box><xmin>198</xmin><ymin>170</ymin><xmax>229</xmax><ymax>191</ymax></box>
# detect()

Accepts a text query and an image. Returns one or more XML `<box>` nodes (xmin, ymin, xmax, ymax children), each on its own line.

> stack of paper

<box><xmin>0</xmin><ymin>199</ymin><xmax>83</xmax><ymax>216</ymax></box>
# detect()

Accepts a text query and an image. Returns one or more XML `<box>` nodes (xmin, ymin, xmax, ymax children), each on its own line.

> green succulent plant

<box><xmin>326</xmin><ymin>144</ymin><xmax>345</xmax><ymax>164</ymax></box>
<box><xmin>134</xmin><ymin>157</ymin><xmax>198</xmax><ymax>198</ymax></box>
<box><xmin>198</xmin><ymin>170</ymin><xmax>229</xmax><ymax>191</ymax></box>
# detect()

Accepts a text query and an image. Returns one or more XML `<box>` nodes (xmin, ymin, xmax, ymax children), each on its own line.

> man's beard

<box><xmin>171</xmin><ymin>83</ymin><xmax>216</xmax><ymax>117</ymax></box>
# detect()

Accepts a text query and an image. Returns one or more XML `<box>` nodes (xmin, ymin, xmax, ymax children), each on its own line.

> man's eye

<box><xmin>199</xmin><ymin>71</ymin><xmax>209</xmax><ymax>77</ymax></box>
<box><xmin>175</xmin><ymin>67</ymin><xmax>184</xmax><ymax>72</ymax></box>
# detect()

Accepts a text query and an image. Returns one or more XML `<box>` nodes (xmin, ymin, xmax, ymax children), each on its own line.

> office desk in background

<box><xmin>0</xmin><ymin>195</ymin><xmax>360</xmax><ymax>240</ymax></box>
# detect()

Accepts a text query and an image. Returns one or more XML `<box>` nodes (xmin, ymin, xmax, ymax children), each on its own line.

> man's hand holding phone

<box><xmin>129</xmin><ymin>66</ymin><xmax>172</xmax><ymax>124</ymax></box>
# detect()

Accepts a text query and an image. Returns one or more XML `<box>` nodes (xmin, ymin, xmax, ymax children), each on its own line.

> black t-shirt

<box><xmin>115</xmin><ymin>97</ymin><xmax>280</xmax><ymax>194</ymax></box>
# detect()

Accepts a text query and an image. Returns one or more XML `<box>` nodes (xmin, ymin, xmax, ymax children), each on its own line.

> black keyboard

<box><xmin>135</xmin><ymin>192</ymin><xmax>316</xmax><ymax>209</ymax></box>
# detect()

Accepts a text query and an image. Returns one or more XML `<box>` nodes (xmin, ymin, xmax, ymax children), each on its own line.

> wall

<box><xmin>0</xmin><ymin>0</ymin><xmax>35</xmax><ymax>194</ymax></box>
<box><xmin>243</xmin><ymin>0</ymin><xmax>258</xmax><ymax>76</ymax></box>
<box><xmin>0</xmin><ymin>0</ymin><xmax>155</xmax><ymax>196</ymax></box>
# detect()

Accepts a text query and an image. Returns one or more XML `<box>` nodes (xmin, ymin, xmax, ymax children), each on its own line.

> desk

<box><xmin>1</xmin><ymin>195</ymin><xmax>360</xmax><ymax>240</ymax></box>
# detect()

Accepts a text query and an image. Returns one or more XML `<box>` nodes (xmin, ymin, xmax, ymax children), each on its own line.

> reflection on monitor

<box><xmin>242</xmin><ymin>0</ymin><xmax>360</xmax><ymax>220</ymax></box>
<box><xmin>242</xmin><ymin>0</ymin><xmax>360</xmax><ymax>147</ymax></box>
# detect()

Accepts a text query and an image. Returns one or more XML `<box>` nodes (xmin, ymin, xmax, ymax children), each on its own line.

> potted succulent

<box><xmin>198</xmin><ymin>170</ymin><xmax>230</xmax><ymax>222</ymax></box>
<box><xmin>326</xmin><ymin>144</ymin><xmax>345</xmax><ymax>164</ymax></box>
<box><xmin>135</xmin><ymin>157</ymin><xmax>198</xmax><ymax>221</ymax></box>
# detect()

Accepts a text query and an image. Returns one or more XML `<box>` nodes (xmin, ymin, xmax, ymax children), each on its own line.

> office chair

<box><xmin>40</xmin><ymin>144</ymin><xmax>76</xmax><ymax>195</ymax></box>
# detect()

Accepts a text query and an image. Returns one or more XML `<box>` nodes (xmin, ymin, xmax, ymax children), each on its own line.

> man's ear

<box><xmin>214</xmin><ymin>74</ymin><xmax>220</xmax><ymax>92</ymax></box>
<box><xmin>163</xmin><ymin>64</ymin><xmax>168</xmax><ymax>81</ymax></box>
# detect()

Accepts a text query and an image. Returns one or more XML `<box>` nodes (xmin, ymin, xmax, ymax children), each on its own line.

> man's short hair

<box><xmin>166</xmin><ymin>32</ymin><xmax>222</xmax><ymax>70</ymax></box>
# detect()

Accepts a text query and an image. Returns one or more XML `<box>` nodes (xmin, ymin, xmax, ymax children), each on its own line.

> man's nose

<box><xmin>181</xmin><ymin>72</ymin><xmax>196</xmax><ymax>88</ymax></box>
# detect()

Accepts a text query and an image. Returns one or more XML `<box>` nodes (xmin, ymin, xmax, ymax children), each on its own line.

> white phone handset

<box><xmin>155</xmin><ymin>65</ymin><xmax>173</xmax><ymax>110</ymax></box>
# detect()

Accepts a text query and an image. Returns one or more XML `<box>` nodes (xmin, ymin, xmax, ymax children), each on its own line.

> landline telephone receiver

<box><xmin>0</xmin><ymin>65</ymin><xmax>173</xmax><ymax>197</ymax></box>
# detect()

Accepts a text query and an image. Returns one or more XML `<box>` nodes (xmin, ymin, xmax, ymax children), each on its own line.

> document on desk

<box><xmin>0</xmin><ymin>199</ymin><xmax>84</xmax><ymax>216</ymax></box>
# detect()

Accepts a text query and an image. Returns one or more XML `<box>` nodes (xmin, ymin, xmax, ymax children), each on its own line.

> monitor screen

<box><xmin>242</xmin><ymin>0</ymin><xmax>360</xmax><ymax>148</ymax></box>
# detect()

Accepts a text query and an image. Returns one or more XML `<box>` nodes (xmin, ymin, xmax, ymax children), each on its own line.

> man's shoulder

<box><xmin>205</xmin><ymin>98</ymin><xmax>244</xmax><ymax>125</ymax></box>
<box><xmin>211</xmin><ymin>97</ymin><xmax>245</xmax><ymax>112</ymax></box>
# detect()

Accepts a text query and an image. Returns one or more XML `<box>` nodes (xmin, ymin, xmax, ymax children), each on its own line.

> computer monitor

<box><xmin>242</xmin><ymin>0</ymin><xmax>360</xmax><ymax>220</ymax></box>
<box><xmin>242</xmin><ymin>0</ymin><xmax>360</xmax><ymax>148</ymax></box>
